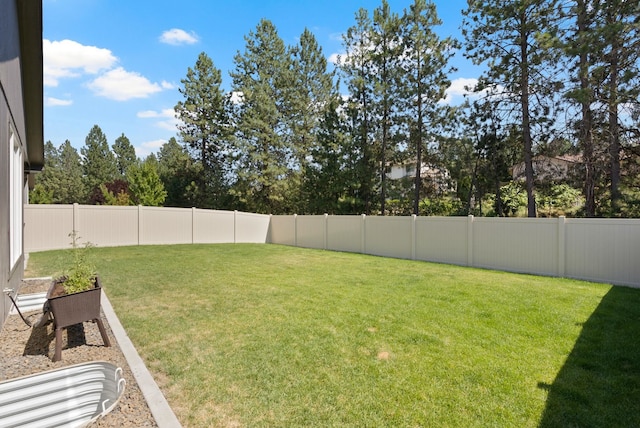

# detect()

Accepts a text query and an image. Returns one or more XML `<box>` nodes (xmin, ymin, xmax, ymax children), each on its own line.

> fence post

<box><xmin>137</xmin><ymin>205</ymin><xmax>143</xmax><ymax>245</ymax></box>
<box><xmin>234</xmin><ymin>211</ymin><xmax>238</xmax><ymax>244</ymax></box>
<box><xmin>467</xmin><ymin>215</ymin><xmax>474</xmax><ymax>267</ymax></box>
<box><xmin>73</xmin><ymin>203</ymin><xmax>79</xmax><ymax>237</ymax></box>
<box><xmin>192</xmin><ymin>207</ymin><xmax>196</xmax><ymax>244</ymax></box>
<box><xmin>411</xmin><ymin>215</ymin><xmax>417</xmax><ymax>260</ymax></box>
<box><xmin>361</xmin><ymin>214</ymin><xmax>366</xmax><ymax>254</ymax></box>
<box><xmin>558</xmin><ymin>216</ymin><xmax>566</xmax><ymax>277</ymax></box>
<box><xmin>324</xmin><ymin>213</ymin><xmax>328</xmax><ymax>250</ymax></box>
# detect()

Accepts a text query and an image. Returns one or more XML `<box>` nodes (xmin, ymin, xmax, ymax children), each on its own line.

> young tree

<box><xmin>399</xmin><ymin>0</ymin><xmax>458</xmax><ymax>215</ymax></box>
<box><xmin>230</xmin><ymin>19</ymin><xmax>295</xmax><ymax>214</ymax></box>
<box><xmin>112</xmin><ymin>133</ymin><xmax>138</xmax><ymax>177</ymax></box>
<box><xmin>175</xmin><ymin>52</ymin><xmax>232</xmax><ymax>209</ymax></box>
<box><xmin>127</xmin><ymin>157</ymin><xmax>167</xmax><ymax>206</ymax></box>
<box><xmin>463</xmin><ymin>0</ymin><xmax>561</xmax><ymax>217</ymax></box>
<box><xmin>81</xmin><ymin>125</ymin><xmax>118</xmax><ymax>202</ymax></box>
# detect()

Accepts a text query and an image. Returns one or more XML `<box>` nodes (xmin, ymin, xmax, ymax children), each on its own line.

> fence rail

<box><xmin>24</xmin><ymin>205</ymin><xmax>640</xmax><ymax>288</ymax></box>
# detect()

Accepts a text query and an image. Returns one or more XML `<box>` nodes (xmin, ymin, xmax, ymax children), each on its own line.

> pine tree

<box><xmin>340</xmin><ymin>9</ymin><xmax>377</xmax><ymax>214</ymax></box>
<box><xmin>112</xmin><ymin>133</ymin><xmax>138</xmax><ymax>177</ymax></box>
<box><xmin>399</xmin><ymin>0</ymin><xmax>458</xmax><ymax>215</ymax></box>
<box><xmin>81</xmin><ymin>125</ymin><xmax>118</xmax><ymax>202</ymax></box>
<box><xmin>175</xmin><ymin>52</ymin><xmax>232</xmax><ymax>209</ymax></box>
<box><xmin>230</xmin><ymin>19</ymin><xmax>294</xmax><ymax>214</ymax></box>
<box><xmin>157</xmin><ymin>137</ymin><xmax>202</xmax><ymax>208</ymax></box>
<box><xmin>463</xmin><ymin>0</ymin><xmax>561</xmax><ymax>217</ymax></box>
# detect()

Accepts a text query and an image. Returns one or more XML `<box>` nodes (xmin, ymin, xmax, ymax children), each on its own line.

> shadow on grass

<box><xmin>538</xmin><ymin>285</ymin><xmax>640</xmax><ymax>427</ymax></box>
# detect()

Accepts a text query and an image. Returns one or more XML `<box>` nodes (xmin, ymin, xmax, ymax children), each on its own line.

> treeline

<box><xmin>33</xmin><ymin>0</ymin><xmax>640</xmax><ymax>217</ymax></box>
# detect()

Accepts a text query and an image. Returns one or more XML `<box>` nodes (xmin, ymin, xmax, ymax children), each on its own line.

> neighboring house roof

<box><xmin>17</xmin><ymin>0</ymin><xmax>44</xmax><ymax>171</ymax></box>
<box><xmin>511</xmin><ymin>154</ymin><xmax>582</xmax><ymax>182</ymax></box>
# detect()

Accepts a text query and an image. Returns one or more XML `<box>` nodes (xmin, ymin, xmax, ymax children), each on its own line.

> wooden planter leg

<box><xmin>54</xmin><ymin>326</ymin><xmax>63</xmax><ymax>362</ymax></box>
<box><xmin>95</xmin><ymin>318</ymin><xmax>111</xmax><ymax>347</ymax></box>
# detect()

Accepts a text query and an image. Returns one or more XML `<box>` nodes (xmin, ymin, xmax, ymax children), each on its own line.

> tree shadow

<box><xmin>538</xmin><ymin>285</ymin><xmax>640</xmax><ymax>427</ymax></box>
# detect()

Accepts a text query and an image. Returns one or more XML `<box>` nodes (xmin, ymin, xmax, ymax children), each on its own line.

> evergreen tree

<box><xmin>230</xmin><ymin>19</ymin><xmax>295</xmax><ymax>214</ymax></box>
<box><xmin>157</xmin><ymin>137</ymin><xmax>202</xmax><ymax>207</ymax></box>
<box><xmin>175</xmin><ymin>52</ymin><xmax>232</xmax><ymax>209</ymax></box>
<box><xmin>33</xmin><ymin>140</ymin><xmax>85</xmax><ymax>204</ymax></box>
<box><xmin>371</xmin><ymin>0</ymin><xmax>402</xmax><ymax>215</ymax></box>
<box><xmin>463</xmin><ymin>0</ymin><xmax>561</xmax><ymax>217</ymax></box>
<box><xmin>127</xmin><ymin>157</ymin><xmax>167</xmax><ymax>206</ymax></box>
<box><xmin>81</xmin><ymin>125</ymin><xmax>118</xmax><ymax>202</ymax></box>
<box><xmin>289</xmin><ymin>28</ymin><xmax>339</xmax><ymax>212</ymax></box>
<box><xmin>399</xmin><ymin>0</ymin><xmax>458</xmax><ymax>215</ymax></box>
<box><xmin>112</xmin><ymin>133</ymin><xmax>138</xmax><ymax>177</ymax></box>
<box><xmin>340</xmin><ymin>9</ymin><xmax>377</xmax><ymax>214</ymax></box>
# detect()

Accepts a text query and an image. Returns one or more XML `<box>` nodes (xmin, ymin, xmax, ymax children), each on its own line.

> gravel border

<box><xmin>0</xmin><ymin>278</ymin><xmax>179</xmax><ymax>427</ymax></box>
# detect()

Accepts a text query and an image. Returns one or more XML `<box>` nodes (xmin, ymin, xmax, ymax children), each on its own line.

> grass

<box><xmin>26</xmin><ymin>244</ymin><xmax>640</xmax><ymax>427</ymax></box>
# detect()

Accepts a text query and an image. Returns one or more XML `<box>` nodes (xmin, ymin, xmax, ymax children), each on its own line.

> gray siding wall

<box><xmin>1</xmin><ymin>0</ymin><xmax>28</xmax><ymax>328</ymax></box>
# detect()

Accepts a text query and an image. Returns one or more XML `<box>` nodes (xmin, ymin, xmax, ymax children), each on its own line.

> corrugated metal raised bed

<box><xmin>0</xmin><ymin>361</ymin><xmax>125</xmax><ymax>428</ymax></box>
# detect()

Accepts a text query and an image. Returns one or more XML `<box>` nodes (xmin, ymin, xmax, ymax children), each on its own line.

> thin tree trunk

<box><xmin>520</xmin><ymin>14</ymin><xmax>536</xmax><ymax>217</ymax></box>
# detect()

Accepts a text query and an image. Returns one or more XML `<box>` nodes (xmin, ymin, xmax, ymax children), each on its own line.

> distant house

<box><xmin>1</xmin><ymin>0</ymin><xmax>44</xmax><ymax>329</ymax></box>
<box><xmin>386</xmin><ymin>160</ymin><xmax>453</xmax><ymax>193</ymax></box>
<box><xmin>511</xmin><ymin>154</ymin><xmax>582</xmax><ymax>182</ymax></box>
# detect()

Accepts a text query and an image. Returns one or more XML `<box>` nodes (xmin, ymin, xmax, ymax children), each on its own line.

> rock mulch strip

<box><xmin>0</xmin><ymin>278</ymin><xmax>158</xmax><ymax>427</ymax></box>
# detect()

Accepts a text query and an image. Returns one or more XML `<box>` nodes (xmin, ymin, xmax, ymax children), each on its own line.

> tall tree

<box><xmin>463</xmin><ymin>0</ymin><xmax>561</xmax><ymax>217</ymax></box>
<box><xmin>371</xmin><ymin>0</ymin><xmax>402</xmax><ymax>215</ymax></box>
<box><xmin>230</xmin><ymin>19</ymin><xmax>294</xmax><ymax>214</ymax></box>
<box><xmin>81</xmin><ymin>125</ymin><xmax>118</xmax><ymax>202</ymax></box>
<box><xmin>175</xmin><ymin>52</ymin><xmax>232</xmax><ymax>209</ymax></box>
<box><xmin>400</xmin><ymin>0</ymin><xmax>458</xmax><ymax>215</ymax></box>
<box><xmin>112</xmin><ymin>133</ymin><xmax>138</xmax><ymax>177</ymax></box>
<box><xmin>340</xmin><ymin>9</ymin><xmax>377</xmax><ymax>214</ymax></box>
<box><xmin>289</xmin><ymin>28</ymin><xmax>339</xmax><ymax>212</ymax></box>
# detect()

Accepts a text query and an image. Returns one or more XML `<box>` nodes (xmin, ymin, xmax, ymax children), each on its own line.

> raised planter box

<box><xmin>45</xmin><ymin>277</ymin><xmax>111</xmax><ymax>361</ymax></box>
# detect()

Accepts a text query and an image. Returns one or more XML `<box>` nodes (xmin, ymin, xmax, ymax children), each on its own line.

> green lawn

<box><xmin>27</xmin><ymin>244</ymin><xmax>640</xmax><ymax>427</ymax></box>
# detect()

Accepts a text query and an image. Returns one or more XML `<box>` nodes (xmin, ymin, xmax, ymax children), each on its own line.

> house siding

<box><xmin>0</xmin><ymin>0</ymin><xmax>41</xmax><ymax>329</ymax></box>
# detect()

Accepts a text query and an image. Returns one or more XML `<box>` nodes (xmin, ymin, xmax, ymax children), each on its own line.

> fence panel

<box><xmin>327</xmin><ymin>216</ymin><xmax>362</xmax><ymax>253</ymax></box>
<box><xmin>297</xmin><ymin>215</ymin><xmax>326</xmax><ymax>249</ymax></box>
<box><xmin>415</xmin><ymin>216</ymin><xmax>468</xmax><ymax>265</ymax></box>
<box><xmin>24</xmin><ymin>205</ymin><xmax>74</xmax><ymax>251</ymax></box>
<box><xmin>365</xmin><ymin>216</ymin><xmax>413</xmax><ymax>259</ymax></box>
<box><xmin>140</xmin><ymin>207</ymin><xmax>193</xmax><ymax>245</ymax></box>
<box><xmin>235</xmin><ymin>212</ymin><xmax>270</xmax><ymax>243</ymax></box>
<box><xmin>269</xmin><ymin>215</ymin><xmax>296</xmax><ymax>246</ymax></box>
<box><xmin>77</xmin><ymin>205</ymin><xmax>138</xmax><ymax>247</ymax></box>
<box><xmin>565</xmin><ymin>218</ymin><xmax>640</xmax><ymax>287</ymax></box>
<box><xmin>194</xmin><ymin>209</ymin><xmax>235</xmax><ymax>244</ymax></box>
<box><xmin>472</xmin><ymin>218</ymin><xmax>559</xmax><ymax>276</ymax></box>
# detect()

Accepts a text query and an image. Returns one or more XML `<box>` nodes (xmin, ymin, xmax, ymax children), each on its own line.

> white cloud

<box><xmin>159</xmin><ymin>29</ymin><xmax>199</xmax><ymax>45</ymax></box>
<box><xmin>43</xmin><ymin>39</ymin><xmax>117</xmax><ymax>87</ymax></box>
<box><xmin>136</xmin><ymin>139</ymin><xmax>167</xmax><ymax>158</ymax></box>
<box><xmin>138</xmin><ymin>108</ymin><xmax>179</xmax><ymax>131</ymax></box>
<box><xmin>230</xmin><ymin>91</ymin><xmax>244</xmax><ymax>104</ymax></box>
<box><xmin>88</xmin><ymin>67</ymin><xmax>163</xmax><ymax>101</ymax></box>
<box><xmin>45</xmin><ymin>97</ymin><xmax>73</xmax><ymax>107</ymax></box>
<box><xmin>161</xmin><ymin>80</ymin><xmax>175</xmax><ymax>90</ymax></box>
<box><xmin>328</xmin><ymin>52</ymin><xmax>342</xmax><ymax>65</ymax></box>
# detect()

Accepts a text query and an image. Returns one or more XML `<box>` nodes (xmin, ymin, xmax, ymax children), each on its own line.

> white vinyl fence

<box><xmin>24</xmin><ymin>205</ymin><xmax>640</xmax><ymax>287</ymax></box>
<box><xmin>269</xmin><ymin>214</ymin><xmax>640</xmax><ymax>288</ymax></box>
<box><xmin>24</xmin><ymin>204</ymin><xmax>270</xmax><ymax>251</ymax></box>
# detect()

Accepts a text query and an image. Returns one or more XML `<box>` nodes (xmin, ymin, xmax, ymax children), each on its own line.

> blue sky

<box><xmin>43</xmin><ymin>0</ymin><xmax>478</xmax><ymax>158</ymax></box>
